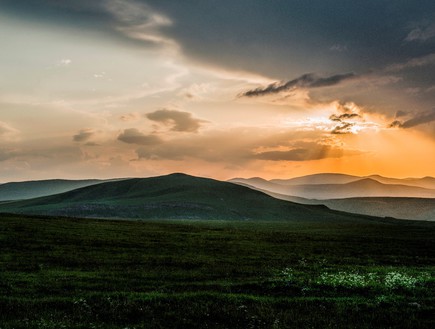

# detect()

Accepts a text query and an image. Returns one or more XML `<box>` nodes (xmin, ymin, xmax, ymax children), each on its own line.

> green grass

<box><xmin>1</xmin><ymin>214</ymin><xmax>434</xmax><ymax>328</ymax></box>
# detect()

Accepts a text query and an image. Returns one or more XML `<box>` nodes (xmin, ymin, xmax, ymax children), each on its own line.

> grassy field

<box><xmin>1</xmin><ymin>214</ymin><xmax>434</xmax><ymax>328</ymax></box>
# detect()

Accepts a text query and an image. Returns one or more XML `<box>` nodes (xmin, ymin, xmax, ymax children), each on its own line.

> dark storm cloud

<box><xmin>3</xmin><ymin>0</ymin><xmax>435</xmax><ymax>78</ymax></box>
<box><xmin>241</xmin><ymin>73</ymin><xmax>356</xmax><ymax>97</ymax></box>
<box><xmin>117</xmin><ymin>128</ymin><xmax>162</xmax><ymax>145</ymax></box>
<box><xmin>389</xmin><ymin>110</ymin><xmax>435</xmax><ymax>128</ymax></box>
<box><xmin>146</xmin><ymin>109</ymin><xmax>207</xmax><ymax>133</ymax></box>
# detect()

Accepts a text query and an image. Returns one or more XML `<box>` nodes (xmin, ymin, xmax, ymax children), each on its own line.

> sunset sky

<box><xmin>1</xmin><ymin>0</ymin><xmax>435</xmax><ymax>182</ymax></box>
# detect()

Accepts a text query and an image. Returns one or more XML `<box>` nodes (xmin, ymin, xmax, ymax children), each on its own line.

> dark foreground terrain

<box><xmin>1</xmin><ymin>214</ymin><xmax>434</xmax><ymax>328</ymax></box>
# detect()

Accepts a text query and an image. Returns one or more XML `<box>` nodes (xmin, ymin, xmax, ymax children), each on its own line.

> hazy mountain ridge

<box><xmin>0</xmin><ymin>173</ymin><xmax>382</xmax><ymax>222</ymax></box>
<box><xmin>0</xmin><ymin>179</ymin><xmax>111</xmax><ymax>201</ymax></box>
<box><xmin>229</xmin><ymin>174</ymin><xmax>435</xmax><ymax>221</ymax></box>
<box><xmin>263</xmin><ymin>173</ymin><xmax>435</xmax><ymax>189</ymax></box>
<box><xmin>230</xmin><ymin>177</ymin><xmax>435</xmax><ymax>199</ymax></box>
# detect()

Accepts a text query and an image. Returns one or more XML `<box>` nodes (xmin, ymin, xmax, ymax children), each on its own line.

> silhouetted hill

<box><xmin>0</xmin><ymin>173</ymin><xmax>379</xmax><ymax>222</ymax></box>
<box><xmin>0</xmin><ymin>179</ymin><xmax>108</xmax><ymax>201</ymax></box>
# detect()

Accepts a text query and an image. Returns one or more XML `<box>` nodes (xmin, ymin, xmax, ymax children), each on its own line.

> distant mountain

<box><xmin>262</xmin><ymin>191</ymin><xmax>435</xmax><ymax>221</ymax></box>
<box><xmin>265</xmin><ymin>173</ymin><xmax>435</xmax><ymax>189</ymax></box>
<box><xmin>321</xmin><ymin>197</ymin><xmax>435</xmax><ymax>221</ymax></box>
<box><xmin>270</xmin><ymin>173</ymin><xmax>361</xmax><ymax>185</ymax></box>
<box><xmin>0</xmin><ymin>173</ymin><xmax>379</xmax><ymax>222</ymax></box>
<box><xmin>0</xmin><ymin>179</ymin><xmax>110</xmax><ymax>201</ymax></box>
<box><xmin>230</xmin><ymin>178</ymin><xmax>435</xmax><ymax>199</ymax></box>
<box><xmin>367</xmin><ymin>175</ymin><xmax>435</xmax><ymax>190</ymax></box>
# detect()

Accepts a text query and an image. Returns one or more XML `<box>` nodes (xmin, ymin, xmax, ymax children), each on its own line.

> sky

<box><xmin>0</xmin><ymin>0</ymin><xmax>435</xmax><ymax>182</ymax></box>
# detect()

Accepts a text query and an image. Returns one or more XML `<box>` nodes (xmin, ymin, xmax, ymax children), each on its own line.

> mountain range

<box><xmin>0</xmin><ymin>173</ymin><xmax>433</xmax><ymax>221</ymax></box>
<box><xmin>229</xmin><ymin>173</ymin><xmax>435</xmax><ymax>221</ymax></box>
<box><xmin>0</xmin><ymin>173</ymin><xmax>390</xmax><ymax>223</ymax></box>
<box><xmin>229</xmin><ymin>176</ymin><xmax>435</xmax><ymax>199</ymax></box>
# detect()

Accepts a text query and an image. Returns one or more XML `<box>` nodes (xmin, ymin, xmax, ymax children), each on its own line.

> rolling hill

<box><xmin>0</xmin><ymin>173</ymin><xmax>381</xmax><ymax>222</ymax></box>
<box><xmin>0</xmin><ymin>179</ymin><xmax>109</xmax><ymax>201</ymax></box>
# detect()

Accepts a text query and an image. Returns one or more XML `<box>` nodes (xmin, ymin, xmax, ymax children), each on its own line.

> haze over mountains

<box><xmin>229</xmin><ymin>173</ymin><xmax>435</xmax><ymax>221</ymax></box>
<box><xmin>0</xmin><ymin>173</ymin><xmax>383</xmax><ymax>223</ymax></box>
<box><xmin>0</xmin><ymin>173</ymin><xmax>433</xmax><ymax>221</ymax></box>
<box><xmin>230</xmin><ymin>174</ymin><xmax>435</xmax><ymax>199</ymax></box>
<box><xmin>268</xmin><ymin>173</ymin><xmax>435</xmax><ymax>190</ymax></box>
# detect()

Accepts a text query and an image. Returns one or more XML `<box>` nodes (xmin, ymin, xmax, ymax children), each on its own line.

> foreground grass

<box><xmin>0</xmin><ymin>214</ymin><xmax>434</xmax><ymax>328</ymax></box>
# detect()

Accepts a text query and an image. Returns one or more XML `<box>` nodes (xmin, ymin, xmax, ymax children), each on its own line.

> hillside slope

<box><xmin>0</xmin><ymin>179</ymin><xmax>108</xmax><ymax>201</ymax></box>
<box><xmin>0</xmin><ymin>173</ymin><xmax>378</xmax><ymax>222</ymax></box>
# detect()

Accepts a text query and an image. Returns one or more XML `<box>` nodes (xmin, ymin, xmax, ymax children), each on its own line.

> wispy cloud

<box><xmin>240</xmin><ymin>72</ymin><xmax>356</xmax><ymax>97</ymax></box>
<box><xmin>119</xmin><ymin>112</ymin><xmax>142</xmax><ymax>122</ymax></box>
<box><xmin>0</xmin><ymin>121</ymin><xmax>20</xmax><ymax>141</ymax></box>
<box><xmin>146</xmin><ymin>109</ymin><xmax>207</xmax><ymax>133</ymax></box>
<box><xmin>103</xmin><ymin>0</ymin><xmax>177</xmax><ymax>52</ymax></box>
<box><xmin>386</xmin><ymin>53</ymin><xmax>435</xmax><ymax>72</ymax></box>
<box><xmin>56</xmin><ymin>59</ymin><xmax>72</xmax><ymax>67</ymax></box>
<box><xmin>405</xmin><ymin>23</ymin><xmax>435</xmax><ymax>42</ymax></box>
<box><xmin>389</xmin><ymin>110</ymin><xmax>435</xmax><ymax>128</ymax></box>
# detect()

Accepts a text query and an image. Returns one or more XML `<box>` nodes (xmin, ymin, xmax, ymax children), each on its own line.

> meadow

<box><xmin>1</xmin><ymin>214</ymin><xmax>434</xmax><ymax>328</ymax></box>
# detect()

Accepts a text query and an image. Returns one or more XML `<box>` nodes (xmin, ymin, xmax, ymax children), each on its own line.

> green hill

<box><xmin>0</xmin><ymin>173</ymin><xmax>377</xmax><ymax>222</ymax></box>
<box><xmin>0</xmin><ymin>179</ymin><xmax>107</xmax><ymax>201</ymax></box>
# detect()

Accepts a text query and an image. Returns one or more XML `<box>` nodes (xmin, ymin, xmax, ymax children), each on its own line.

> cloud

<box><xmin>120</xmin><ymin>112</ymin><xmax>142</xmax><ymax>122</ymax></box>
<box><xmin>395</xmin><ymin>110</ymin><xmax>407</xmax><ymax>118</ymax></box>
<box><xmin>73</xmin><ymin>129</ymin><xmax>95</xmax><ymax>142</ymax></box>
<box><xmin>103</xmin><ymin>0</ymin><xmax>177</xmax><ymax>51</ymax></box>
<box><xmin>117</xmin><ymin>128</ymin><xmax>162</xmax><ymax>145</ymax></box>
<box><xmin>0</xmin><ymin>148</ymin><xmax>16</xmax><ymax>162</ymax></box>
<box><xmin>252</xmin><ymin>141</ymin><xmax>360</xmax><ymax>161</ymax></box>
<box><xmin>405</xmin><ymin>23</ymin><xmax>435</xmax><ymax>42</ymax></box>
<box><xmin>0</xmin><ymin>121</ymin><xmax>19</xmax><ymax>141</ymax></box>
<box><xmin>56</xmin><ymin>59</ymin><xmax>72</xmax><ymax>67</ymax></box>
<box><xmin>331</xmin><ymin>122</ymin><xmax>355</xmax><ymax>134</ymax></box>
<box><xmin>240</xmin><ymin>72</ymin><xmax>356</xmax><ymax>97</ymax></box>
<box><xmin>146</xmin><ymin>109</ymin><xmax>207</xmax><ymax>133</ymax></box>
<box><xmin>386</xmin><ymin>53</ymin><xmax>435</xmax><ymax>72</ymax></box>
<box><xmin>133</xmin><ymin>128</ymin><xmax>362</xmax><ymax>165</ymax></box>
<box><xmin>389</xmin><ymin>110</ymin><xmax>435</xmax><ymax>128</ymax></box>
<box><xmin>329</xmin><ymin>113</ymin><xmax>361</xmax><ymax>122</ymax></box>
<box><xmin>328</xmin><ymin>102</ymin><xmax>364</xmax><ymax>134</ymax></box>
